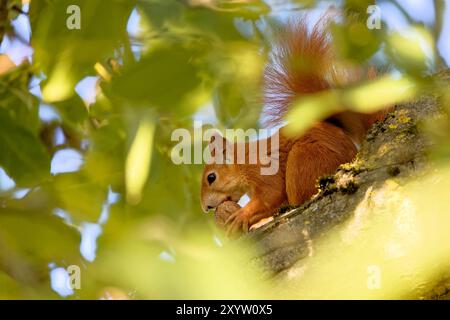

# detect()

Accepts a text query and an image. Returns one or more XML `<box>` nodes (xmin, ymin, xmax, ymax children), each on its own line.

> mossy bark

<box><xmin>244</xmin><ymin>70</ymin><xmax>450</xmax><ymax>299</ymax></box>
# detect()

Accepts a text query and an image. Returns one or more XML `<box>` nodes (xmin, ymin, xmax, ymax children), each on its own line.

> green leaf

<box><xmin>0</xmin><ymin>64</ymin><xmax>40</xmax><ymax>133</ymax></box>
<box><xmin>108</xmin><ymin>40</ymin><xmax>211</xmax><ymax>116</ymax></box>
<box><xmin>52</xmin><ymin>93</ymin><xmax>89</xmax><ymax>128</ymax></box>
<box><xmin>0</xmin><ymin>208</ymin><xmax>81</xmax><ymax>291</ymax></box>
<box><xmin>30</xmin><ymin>0</ymin><xmax>136</xmax><ymax>102</ymax></box>
<box><xmin>0</xmin><ymin>109</ymin><xmax>50</xmax><ymax>186</ymax></box>
<box><xmin>52</xmin><ymin>172</ymin><xmax>109</xmax><ymax>222</ymax></box>
<box><xmin>331</xmin><ymin>21</ymin><xmax>382</xmax><ymax>63</ymax></box>
<box><xmin>213</xmin><ymin>80</ymin><xmax>246</xmax><ymax>124</ymax></box>
<box><xmin>137</xmin><ymin>0</ymin><xmax>184</xmax><ymax>31</ymax></box>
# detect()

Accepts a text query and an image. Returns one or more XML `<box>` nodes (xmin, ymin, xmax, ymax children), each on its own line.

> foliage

<box><xmin>0</xmin><ymin>0</ymin><xmax>449</xmax><ymax>299</ymax></box>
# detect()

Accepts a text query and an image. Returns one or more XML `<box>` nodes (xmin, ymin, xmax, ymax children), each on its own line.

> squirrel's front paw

<box><xmin>225</xmin><ymin>209</ymin><xmax>254</xmax><ymax>238</ymax></box>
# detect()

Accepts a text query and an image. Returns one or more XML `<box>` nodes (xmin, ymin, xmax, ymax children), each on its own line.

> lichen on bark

<box><xmin>242</xmin><ymin>71</ymin><xmax>450</xmax><ymax>299</ymax></box>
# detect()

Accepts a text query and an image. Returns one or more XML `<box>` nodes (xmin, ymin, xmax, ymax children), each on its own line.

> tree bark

<box><xmin>244</xmin><ymin>70</ymin><xmax>450</xmax><ymax>298</ymax></box>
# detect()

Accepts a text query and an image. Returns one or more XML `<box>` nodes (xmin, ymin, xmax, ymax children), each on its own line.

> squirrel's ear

<box><xmin>208</xmin><ymin>131</ymin><xmax>228</xmax><ymax>159</ymax></box>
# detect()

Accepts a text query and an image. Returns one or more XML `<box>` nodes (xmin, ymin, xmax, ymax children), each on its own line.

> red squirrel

<box><xmin>200</xmin><ymin>17</ymin><xmax>390</xmax><ymax>236</ymax></box>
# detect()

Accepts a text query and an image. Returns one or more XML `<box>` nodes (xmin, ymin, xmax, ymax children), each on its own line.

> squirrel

<box><xmin>200</xmin><ymin>17</ymin><xmax>390</xmax><ymax>236</ymax></box>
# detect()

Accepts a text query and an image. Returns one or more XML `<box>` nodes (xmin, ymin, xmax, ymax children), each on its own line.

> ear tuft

<box><xmin>208</xmin><ymin>131</ymin><xmax>228</xmax><ymax>160</ymax></box>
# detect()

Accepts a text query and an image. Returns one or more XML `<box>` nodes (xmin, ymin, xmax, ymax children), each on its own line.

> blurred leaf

<box><xmin>85</xmin><ymin>221</ymin><xmax>269</xmax><ymax>299</ymax></box>
<box><xmin>285</xmin><ymin>90</ymin><xmax>342</xmax><ymax>135</ymax></box>
<box><xmin>343</xmin><ymin>0</ymin><xmax>375</xmax><ymax>18</ymax></box>
<box><xmin>331</xmin><ymin>20</ymin><xmax>382</xmax><ymax>62</ymax></box>
<box><xmin>187</xmin><ymin>0</ymin><xmax>270</xmax><ymax>20</ymax></box>
<box><xmin>30</xmin><ymin>0</ymin><xmax>136</xmax><ymax>102</ymax></box>
<box><xmin>52</xmin><ymin>93</ymin><xmax>89</xmax><ymax>128</ymax></box>
<box><xmin>0</xmin><ymin>272</ymin><xmax>22</xmax><ymax>299</ymax></box>
<box><xmin>285</xmin><ymin>75</ymin><xmax>418</xmax><ymax>135</ymax></box>
<box><xmin>0</xmin><ymin>108</ymin><xmax>50</xmax><ymax>186</ymax></box>
<box><xmin>137</xmin><ymin>0</ymin><xmax>184</xmax><ymax>31</ymax></box>
<box><xmin>214</xmin><ymin>80</ymin><xmax>246</xmax><ymax>122</ymax></box>
<box><xmin>142</xmin><ymin>156</ymin><xmax>197</xmax><ymax>217</ymax></box>
<box><xmin>183</xmin><ymin>6</ymin><xmax>250</xmax><ymax>42</ymax></box>
<box><xmin>52</xmin><ymin>172</ymin><xmax>108</xmax><ymax>222</ymax></box>
<box><xmin>211</xmin><ymin>43</ymin><xmax>264</xmax><ymax>128</ymax></box>
<box><xmin>0</xmin><ymin>209</ymin><xmax>80</xmax><ymax>293</ymax></box>
<box><xmin>0</xmin><ymin>210</ymin><xmax>80</xmax><ymax>263</ymax></box>
<box><xmin>83</xmin><ymin>121</ymin><xmax>126</xmax><ymax>188</ymax></box>
<box><xmin>344</xmin><ymin>74</ymin><xmax>418</xmax><ymax>111</ymax></box>
<box><xmin>108</xmin><ymin>40</ymin><xmax>211</xmax><ymax>116</ymax></box>
<box><xmin>0</xmin><ymin>63</ymin><xmax>39</xmax><ymax>133</ymax></box>
<box><xmin>386</xmin><ymin>26</ymin><xmax>436</xmax><ymax>75</ymax></box>
<box><xmin>125</xmin><ymin>113</ymin><xmax>156</xmax><ymax>205</ymax></box>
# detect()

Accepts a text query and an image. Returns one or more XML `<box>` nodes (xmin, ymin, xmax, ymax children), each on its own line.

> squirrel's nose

<box><xmin>201</xmin><ymin>203</ymin><xmax>215</xmax><ymax>213</ymax></box>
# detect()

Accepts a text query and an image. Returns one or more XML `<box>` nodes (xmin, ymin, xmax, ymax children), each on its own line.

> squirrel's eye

<box><xmin>207</xmin><ymin>173</ymin><xmax>216</xmax><ymax>185</ymax></box>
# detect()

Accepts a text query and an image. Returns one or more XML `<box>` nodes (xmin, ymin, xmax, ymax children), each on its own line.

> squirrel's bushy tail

<box><xmin>263</xmin><ymin>16</ymin><xmax>389</xmax><ymax>143</ymax></box>
<box><xmin>264</xmin><ymin>17</ymin><xmax>333</xmax><ymax>126</ymax></box>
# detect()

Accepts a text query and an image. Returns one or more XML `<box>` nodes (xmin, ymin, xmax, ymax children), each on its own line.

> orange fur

<box><xmin>284</xmin><ymin>122</ymin><xmax>357</xmax><ymax>205</ymax></box>
<box><xmin>200</xmin><ymin>16</ymin><xmax>391</xmax><ymax>236</ymax></box>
